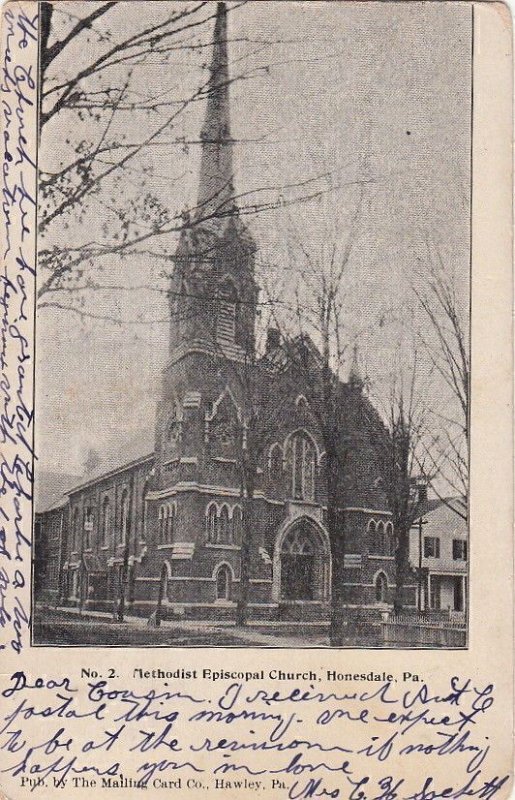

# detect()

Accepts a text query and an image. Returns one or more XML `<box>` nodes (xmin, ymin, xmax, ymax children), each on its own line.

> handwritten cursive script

<box><xmin>0</xmin><ymin>672</ymin><xmax>510</xmax><ymax>798</ymax></box>
<box><xmin>0</xmin><ymin>4</ymin><xmax>37</xmax><ymax>655</ymax></box>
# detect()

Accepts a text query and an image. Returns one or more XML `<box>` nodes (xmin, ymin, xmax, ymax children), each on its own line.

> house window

<box><xmin>120</xmin><ymin>489</ymin><xmax>129</xmax><ymax>545</ymax></box>
<box><xmin>101</xmin><ymin>497</ymin><xmax>110</xmax><ymax>547</ymax></box>
<box><xmin>452</xmin><ymin>539</ymin><xmax>467</xmax><ymax>561</ymax></box>
<box><xmin>290</xmin><ymin>431</ymin><xmax>316</xmax><ymax>502</ymax></box>
<box><xmin>206</xmin><ymin>503</ymin><xmax>218</xmax><ymax>543</ymax></box>
<box><xmin>424</xmin><ymin>536</ymin><xmax>440</xmax><ymax>559</ymax></box>
<box><xmin>215</xmin><ymin>564</ymin><xmax>231</xmax><ymax>601</ymax></box>
<box><xmin>375</xmin><ymin>572</ymin><xmax>388</xmax><ymax>603</ymax></box>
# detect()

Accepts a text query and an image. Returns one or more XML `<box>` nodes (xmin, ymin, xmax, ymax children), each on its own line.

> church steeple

<box><xmin>169</xmin><ymin>0</ymin><xmax>257</xmax><ymax>361</ymax></box>
<box><xmin>196</xmin><ymin>2</ymin><xmax>235</xmax><ymax>221</ymax></box>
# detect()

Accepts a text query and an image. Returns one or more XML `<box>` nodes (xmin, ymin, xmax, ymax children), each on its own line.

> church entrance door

<box><xmin>281</xmin><ymin>552</ymin><xmax>314</xmax><ymax>600</ymax></box>
<box><xmin>280</xmin><ymin>522</ymin><xmax>319</xmax><ymax>601</ymax></box>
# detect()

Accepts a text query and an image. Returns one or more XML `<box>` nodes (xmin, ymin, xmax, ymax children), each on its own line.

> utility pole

<box><xmin>412</xmin><ymin>516</ymin><xmax>428</xmax><ymax>611</ymax></box>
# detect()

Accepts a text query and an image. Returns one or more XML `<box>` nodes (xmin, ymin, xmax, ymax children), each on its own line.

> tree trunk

<box><xmin>394</xmin><ymin>523</ymin><xmax>410</xmax><ymax>612</ymax></box>
<box><xmin>236</xmin><ymin>483</ymin><xmax>253</xmax><ymax>627</ymax></box>
<box><xmin>326</xmin><ymin>450</ymin><xmax>346</xmax><ymax>646</ymax></box>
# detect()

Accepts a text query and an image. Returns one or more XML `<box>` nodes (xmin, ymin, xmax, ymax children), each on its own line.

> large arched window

<box><xmin>120</xmin><ymin>489</ymin><xmax>129</xmax><ymax>545</ymax></box>
<box><xmin>289</xmin><ymin>432</ymin><xmax>316</xmax><ymax>502</ymax></box>
<box><xmin>206</xmin><ymin>503</ymin><xmax>218</xmax><ymax>543</ymax></box>
<box><xmin>217</xmin><ymin>280</ymin><xmax>238</xmax><ymax>345</ymax></box>
<box><xmin>375</xmin><ymin>572</ymin><xmax>388</xmax><ymax>603</ymax></box>
<box><xmin>232</xmin><ymin>506</ymin><xmax>243</xmax><ymax>545</ymax></box>
<box><xmin>215</xmin><ymin>564</ymin><xmax>231</xmax><ymax>601</ymax></box>
<box><xmin>101</xmin><ymin>497</ymin><xmax>110</xmax><ymax>547</ymax></box>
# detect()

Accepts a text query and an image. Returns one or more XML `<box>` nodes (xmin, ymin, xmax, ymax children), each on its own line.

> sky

<box><xmin>36</xmin><ymin>1</ymin><xmax>472</xmax><ymax>478</ymax></box>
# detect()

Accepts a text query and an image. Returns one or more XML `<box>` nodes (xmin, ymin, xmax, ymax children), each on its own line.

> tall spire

<box><xmin>195</xmin><ymin>2</ymin><xmax>235</xmax><ymax>221</ymax></box>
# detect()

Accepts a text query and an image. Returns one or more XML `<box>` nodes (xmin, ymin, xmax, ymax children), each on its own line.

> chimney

<box><xmin>266</xmin><ymin>328</ymin><xmax>280</xmax><ymax>352</ymax></box>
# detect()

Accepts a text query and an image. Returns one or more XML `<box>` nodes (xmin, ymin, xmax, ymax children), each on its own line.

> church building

<box><xmin>35</xmin><ymin>3</ymin><xmax>410</xmax><ymax>628</ymax></box>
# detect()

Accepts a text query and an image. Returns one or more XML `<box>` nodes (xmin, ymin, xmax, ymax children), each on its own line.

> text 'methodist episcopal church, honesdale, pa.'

<box><xmin>35</xmin><ymin>2</ymin><xmax>415</xmax><ymax>637</ymax></box>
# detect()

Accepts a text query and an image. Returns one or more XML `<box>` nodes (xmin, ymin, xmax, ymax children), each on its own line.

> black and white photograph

<box><xmin>33</xmin><ymin>0</ymin><xmax>471</xmax><ymax>648</ymax></box>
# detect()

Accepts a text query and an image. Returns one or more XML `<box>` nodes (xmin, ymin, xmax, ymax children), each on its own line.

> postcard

<box><xmin>0</xmin><ymin>0</ymin><xmax>512</xmax><ymax>797</ymax></box>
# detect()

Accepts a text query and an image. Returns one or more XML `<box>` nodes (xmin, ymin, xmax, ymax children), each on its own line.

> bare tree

<box><xmin>413</xmin><ymin>245</ymin><xmax>469</xmax><ymax>519</ymax></box>
<box><xmin>367</xmin><ymin>360</ymin><xmax>430</xmax><ymax>612</ymax></box>
<box><xmin>264</xmin><ymin>193</ymin><xmax>368</xmax><ymax>646</ymax></box>
<box><xmin>38</xmin><ymin>1</ymin><xmax>341</xmax><ymax>321</ymax></box>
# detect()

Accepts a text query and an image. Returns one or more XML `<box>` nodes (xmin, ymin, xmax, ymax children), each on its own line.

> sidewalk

<box><xmin>34</xmin><ymin>604</ymin><xmax>329</xmax><ymax>648</ymax></box>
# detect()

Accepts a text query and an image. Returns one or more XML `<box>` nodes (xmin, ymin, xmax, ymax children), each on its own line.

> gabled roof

<box><xmin>414</xmin><ymin>496</ymin><xmax>467</xmax><ymax>538</ymax></box>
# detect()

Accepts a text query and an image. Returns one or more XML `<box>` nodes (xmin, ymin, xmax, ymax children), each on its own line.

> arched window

<box><xmin>377</xmin><ymin>521</ymin><xmax>385</xmax><ymax>553</ymax></box>
<box><xmin>140</xmin><ymin>482</ymin><xmax>149</xmax><ymax>541</ymax></box>
<box><xmin>232</xmin><ymin>506</ymin><xmax>243</xmax><ymax>545</ymax></box>
<box><xmin>289</xmin><ymin>432</ymin><xmax>316</xmax><ymax>501</ymax></box>
<box><xmin>120</xmin><ymin>489</ymin><xmax>129</xmax><ymax>545</ymax></box>
<box><xmin>268</xmin><ymin>443</ymin><xmax>283</xmax><ymax>481</ymax></box>
<box><xmin>84</xmin><ymin>507</ymin><xmax>93</xmax><ymax>549</ymax></box>
<box><xmin>367</xmin><ymin>519</ymin><xmax>376</xmax><ymax>534</ymax></box>
<box><xmin>72</xmin><ymin>508</ymin><xmax>79</xmax><ymax>552</ymax></box>
<box><xmin>217</xmin><ymin>280</ymin><xmax>238</xmax><ymax>345</ymax></box>
<box><xmin>166</xmin><ymin>503</ymin><xmax>176</xmax><ymax>543</ymax></box>
<box><xmin>101</xmin><ymin>497</ymin><xmax>110</xmax><ymax>547</ymax></box>
<box><xmin>215</xmin><ymin>564</ymin><xmax>231</xmax><ymax>601</ymax></box>
<box><xmin>206</xmin><ymin>503</ymin><xmax>218</xmax><ymax>543</ymax></box>
<box><xmin>159</xmin><ymin>504</ymin><xmax>167</xmax><ymax>545</ymax></box>
<box><xmin>386</xmin><ymin>522</ymin><xmax>394</xmax><ymax>555</ymax></box>
<box><xmin>375</xmin><ymin>572</ymin><xmax>388</xmax><ymax>603</ymax></box>
<box><xmin>296</xmin><ymin>395</ymin><xmax>309</xmax><ymax>410</ymax></box>
<box><xmin>219</xmin><ymin>505</ymin><xmax>230</xmax><ymax>544</ymax></box>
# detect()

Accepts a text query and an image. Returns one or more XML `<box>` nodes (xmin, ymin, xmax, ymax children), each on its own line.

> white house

<box><xmin>410</xmin><ymin>498</ymin><xmax>467</xmax><ymax>614</ymax></box>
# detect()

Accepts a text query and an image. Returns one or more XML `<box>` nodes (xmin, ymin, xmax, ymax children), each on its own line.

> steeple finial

<box><xmin>195</xmin><ymin>2</ymin><xmax>234</xmax><ymax>221</ymax></box>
